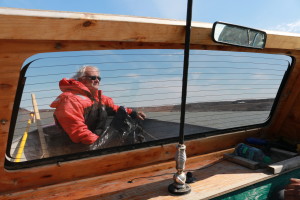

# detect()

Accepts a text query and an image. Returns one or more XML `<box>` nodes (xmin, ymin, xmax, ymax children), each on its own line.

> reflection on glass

<box><xmin>10</xmin><ymin>50</ymin><xmax>184</xmax><ymax>161</ymax></box>
<box><xmin>9</xmin><ymin>49</ymin><xmax>290</xmax><ymax>162</ymax></box>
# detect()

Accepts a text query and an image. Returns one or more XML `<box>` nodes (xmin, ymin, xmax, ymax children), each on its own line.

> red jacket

<box><xmin>50</xmin><ymin>78</ymin><xmax>133</xmax><ymax>144</ymax></box>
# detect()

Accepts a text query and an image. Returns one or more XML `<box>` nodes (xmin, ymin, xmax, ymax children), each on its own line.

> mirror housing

<box><xmin>212</xmin><ymin>22</ymin><xmax>267</xmax><ymax>49</ymax></box>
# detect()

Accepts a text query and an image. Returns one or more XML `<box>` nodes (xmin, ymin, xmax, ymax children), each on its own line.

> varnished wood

<box><xmin>31</xmin><ymin>93</ymin><xmax>49</xmax><ymax>158</ymax></box>
<box><xmin>0</xmin><ymin>149</ymin><xmax>277</xmax><ymax>200</ymax></box>
<box><xmin>0</xmin><ymin>8</ymin><xmax>300</xmax><ymax>50</ymax></box>
<box><xmin>0</xmin><ymin>129</ymin><xmax>260</xmax><ymax>193</ymax></box>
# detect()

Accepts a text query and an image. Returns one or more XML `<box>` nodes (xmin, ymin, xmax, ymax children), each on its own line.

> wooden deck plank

<box><xmin>0</xmin><ymin>149</ymin><xmax>277</xmax><ymax>200</ymax></box>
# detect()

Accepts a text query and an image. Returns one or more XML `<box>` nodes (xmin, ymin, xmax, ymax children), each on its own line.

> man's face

<box><xmin>80</xmin><ymin>67</ymin><xmax>100</xmax><ymax>94</ymax></box>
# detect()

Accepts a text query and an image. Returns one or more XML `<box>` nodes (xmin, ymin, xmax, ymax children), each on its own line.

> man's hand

<box><xmin>284</xmin><ymin>178</ymin><xmax>300</xmax><ymax>200</ymax></box>
<box><xmin>136</xmin><ymin>111</ymin><xmax>146</xmax><ymax>120</ymax></box>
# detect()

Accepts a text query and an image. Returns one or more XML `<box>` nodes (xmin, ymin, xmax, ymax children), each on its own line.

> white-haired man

<box><xmin>50</xmin><ymin>65</ymin><xmax>146</xmax><ymax>148</ymax></box>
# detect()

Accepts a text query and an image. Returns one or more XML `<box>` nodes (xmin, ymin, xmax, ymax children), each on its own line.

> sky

<box><xmin>1</xmin><ymin>0</ymin><xmax>300</xmax><ymax>33</ymax></box>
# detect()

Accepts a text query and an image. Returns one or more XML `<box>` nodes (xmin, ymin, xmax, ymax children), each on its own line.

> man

<box><xmin>50</xmin><ymin>65</ymin><xmax>146</xmax><ymax>148</ymax></box>
<box><xmin>284</xmin><ymin>178</ymin><xmax>300</xmax><ymax>200</ymax></box>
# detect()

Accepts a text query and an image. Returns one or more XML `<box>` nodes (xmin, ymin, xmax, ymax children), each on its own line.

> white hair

<box><xmin>72</xmin><ymin>65</ymin><xmax>100</xmax><ymax>80</ymax></box>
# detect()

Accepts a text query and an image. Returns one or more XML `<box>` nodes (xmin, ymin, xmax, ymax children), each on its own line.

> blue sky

<box><xmin>1</xmin><ymin>0</ymin><xmax>300</xmax><ymax>33</ymax></box>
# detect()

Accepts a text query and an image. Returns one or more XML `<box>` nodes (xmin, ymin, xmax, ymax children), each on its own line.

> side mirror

<box><xmin>212</xmin><ymin>22</ymin><xmax>267</xmax><ymax>49</ymax></box>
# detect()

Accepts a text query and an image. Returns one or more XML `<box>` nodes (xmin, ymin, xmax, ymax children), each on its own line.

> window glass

<box><xmin>7</xmin><ymin>49</ymin><xmax>291</xmax><ymax>164</ymax></box>
<box><xmin>185</xmin><ymin>50</ymin><xmax>290</xmax><ymax>135</ymax></box>
<box><xmin>9</xmin><ymin>50</ymin><xmax>184</xmax><ymax>162</ymax></box>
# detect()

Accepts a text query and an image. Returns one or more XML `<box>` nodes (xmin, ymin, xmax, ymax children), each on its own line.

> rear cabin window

<box><xmin>6</xmin><ymin>49</ymin><xmax>291</xmax><ymax>166</ymax></box>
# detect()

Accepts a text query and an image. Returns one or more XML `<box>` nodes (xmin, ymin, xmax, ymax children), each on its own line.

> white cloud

<box><xmin>274</xmin><ymin>20</ymin><xmax>300</xmax><ymax>33</ymax></box>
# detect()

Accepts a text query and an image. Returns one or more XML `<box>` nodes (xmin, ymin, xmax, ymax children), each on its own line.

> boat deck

<box><xmin>1</xmin><ymin>149</ymin><xmax>276</xmax><ymax>200</ymax></box>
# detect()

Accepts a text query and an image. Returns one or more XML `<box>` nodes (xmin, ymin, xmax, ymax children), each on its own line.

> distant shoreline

<box><xmin>22</xmin><ymin>98</ymin><xmax>275</xmax><ymax>113</ymax></box>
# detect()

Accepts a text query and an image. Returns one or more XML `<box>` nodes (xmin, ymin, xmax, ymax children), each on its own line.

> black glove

<box><xmin>129</xmin><ymin>110</ymin><xmax>138</xmax><ymax>119</ymax></box>
<box><xmin>110</xmin><ymin>106</ymin><xmax>128</xmax><ymax>131</ymax></box>
<box><xmin>90</xmin><ymin>106</ymin><xmax>147</xmax><ymax>150</ymax></box>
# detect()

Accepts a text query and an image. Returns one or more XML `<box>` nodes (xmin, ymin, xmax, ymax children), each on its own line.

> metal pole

<box><xmin>168</xmin><ymin>0</ymin><xmax>193</xmax><ymax>195</ymax></box>
<box><xmin>179</xmin><ymin>0</ymin><xmax>193</xmax><ymax>145</ymax></box>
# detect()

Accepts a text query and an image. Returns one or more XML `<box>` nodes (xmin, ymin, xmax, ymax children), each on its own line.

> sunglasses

<box><xmin>83</xmin><ymin>76</ymin><xmax>101</xmax><ymax>81</ymax></box>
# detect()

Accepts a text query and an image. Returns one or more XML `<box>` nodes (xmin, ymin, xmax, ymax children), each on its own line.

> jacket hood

<box><xmin>59</xmin><ymin>78</ymin><xmax>90</xmax><ymax>94</ymax></box>
<box><xmin>50</xmin><ymin>78</ymin><xmax>95</xmax><ymax>108</ymax></box>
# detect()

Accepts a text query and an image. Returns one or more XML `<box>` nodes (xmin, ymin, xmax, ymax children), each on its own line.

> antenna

<box><xmin>168</xmin><ymin>0</ymin><xmax>193</xmax><ymax>195</ymax></box>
